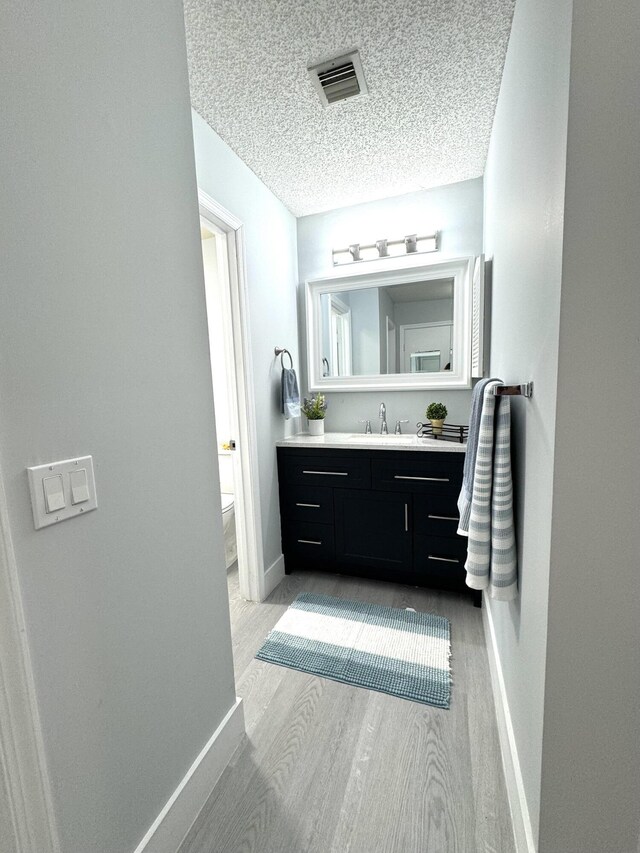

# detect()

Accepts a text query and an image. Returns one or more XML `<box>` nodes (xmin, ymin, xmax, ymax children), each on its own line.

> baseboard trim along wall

<box><xmin>263</xmin><ymin>554</ymin><xmax>285</xmax><ymax>600</ymax></box>
<box><xmin>483</xmin><ymin>600</ymin><xmax>537</xmax><ymax>853</ymax></box>
<box><xmin>133</xmin><ymin>697</ymin><xmax>245</xmax><ymax>853</ymax></box>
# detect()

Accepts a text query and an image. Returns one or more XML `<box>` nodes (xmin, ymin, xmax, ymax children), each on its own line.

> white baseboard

<box><xmin>133</xmin><ymin>697</ymin><xmax>245</xmax><ymax>853</ymax></box>
<box><xmin>263</xmin><ymin>553</ymin><xmax>285</xmax><ymax>599</ymax></box>
<box><xmin>482</xmin><ymin>601</ymin><xmax>537</xmax><ymax>853</ymax></box>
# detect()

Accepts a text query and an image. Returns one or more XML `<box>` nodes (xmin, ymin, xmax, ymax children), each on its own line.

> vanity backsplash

<box><xmin>320</xmin><ymin>389</ymin><xmax>473</xmax><ymax>435</ymax></box>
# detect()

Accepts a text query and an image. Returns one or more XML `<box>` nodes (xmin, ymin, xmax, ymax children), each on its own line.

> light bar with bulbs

<box><xmin>331</xmin><ymin>232</ymin><xmax>440</xmax><ymax>266</ymax></box>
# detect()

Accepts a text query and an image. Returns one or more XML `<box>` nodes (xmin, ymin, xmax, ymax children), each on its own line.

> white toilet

<box><xmin>218</xmin><ymin>453</ymin><xmax>237</xmax><ymax>569</ymax></box>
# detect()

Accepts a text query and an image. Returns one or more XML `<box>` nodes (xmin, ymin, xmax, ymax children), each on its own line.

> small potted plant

<box><xmin>426</xmin><ymin>402</ymin><xmax>448</xmax><ymax>435</ymax></box>
<box><xmin>302</xmin><ymin>393</ymin><xmax>327</xmax><ymax>436</ymax></box>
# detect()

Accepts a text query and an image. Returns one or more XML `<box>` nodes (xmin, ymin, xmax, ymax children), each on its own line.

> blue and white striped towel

<box><xmin>464</xmin><ymin>380</ymin><xmax>518</xmax><ymax>600</ymax></box>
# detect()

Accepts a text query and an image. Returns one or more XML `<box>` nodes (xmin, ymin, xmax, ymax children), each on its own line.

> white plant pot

<box><xmin>308</xmin><ymin>419</ymin><xmax>325</xmax><ymax>436</ymax></box>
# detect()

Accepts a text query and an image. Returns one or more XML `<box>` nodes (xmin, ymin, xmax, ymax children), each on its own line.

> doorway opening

<box><xmin>400</xmin><ymin>320</ymin><xmax>453</xmax><ymax>373</ymax></box>
<box><xmin>198</xmin><ymin>191</ymin><xmax>265</xmax><ymax>602</ymax></box>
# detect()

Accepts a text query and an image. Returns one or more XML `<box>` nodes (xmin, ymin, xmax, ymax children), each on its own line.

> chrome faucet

<box><xmin>395</xmin><ymin>419</ymin><xmax>410</xmax><ymax>435</ymax></box>
<box><xmin>379</xmin><ymin>402</ymin><xmax>388</xmax><ymax>435</ymax></box>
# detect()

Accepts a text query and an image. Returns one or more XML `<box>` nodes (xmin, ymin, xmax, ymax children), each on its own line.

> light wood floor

<box><xmin>179</xmin><ymin>567</ymin><xmax>515</xmax><ymax>853</ymax></box>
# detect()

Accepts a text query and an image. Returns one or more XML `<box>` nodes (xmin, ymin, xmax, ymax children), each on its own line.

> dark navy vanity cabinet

<box><xmin>277</xmin><ymin>445</ymin><xmax>478</xmax><ymax>602</ymax></box>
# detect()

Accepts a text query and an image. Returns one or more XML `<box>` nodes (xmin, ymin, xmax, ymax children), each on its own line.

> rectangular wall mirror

<box><xmin>306</xmin><ymin>256</ymin><xmax>483</xmax><ymax>391</ymax></box>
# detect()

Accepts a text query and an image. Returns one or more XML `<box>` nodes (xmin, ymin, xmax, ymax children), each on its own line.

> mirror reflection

<box><xmin>320</xmin><ymin>278</ymin><xmax>454</xmax><ymax>377</ymax></box>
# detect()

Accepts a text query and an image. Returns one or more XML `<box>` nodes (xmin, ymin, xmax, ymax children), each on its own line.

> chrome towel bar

<box><xmin>493</xmin><ymin>382</ymin><xmax>533</xmax><ymax>397</ymax></box>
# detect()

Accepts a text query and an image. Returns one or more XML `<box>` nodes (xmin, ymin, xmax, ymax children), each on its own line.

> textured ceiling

<box><xmin>184</xmin><ymin>0</ymin><xmax>515</xmax><ymax>216</ymax></box>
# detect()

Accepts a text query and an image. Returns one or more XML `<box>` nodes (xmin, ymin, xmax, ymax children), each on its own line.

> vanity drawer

<box><xmin>279</xmin><ymin>453</ymin><xmax>370</xmax><ymax>489</ymax></box>
<box><xmin>413</xmin><ymin>534</ymin><xmax>468</xmax><ymax>589</ymax></box>
<box><xmin>414</xmin><ymin>533</ymin><xmax>467</xmax><ymax>567</ymax></box>
<box><xmin>283</xmin><ymin>521</ymin><xmax>334</xmax><ymax>562</ymax></box>
<box><xmin>280</xmin><ymin>486</ymin><xmax>333</xmax><ymax>524</ymax></box>
<box><xmin>372</xmin><ymin>454</ymin><xmax>463</xmax><ymax>495</ymax></box>
<box><xmin>413</xmin><ymin>494</ymin><xmax>462</xmax><ymax>537</ymax></box>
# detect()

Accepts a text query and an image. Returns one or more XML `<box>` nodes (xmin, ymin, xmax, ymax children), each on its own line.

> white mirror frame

<box><xmin>306</xmin><ymin>255</ymin><xmax>474</xmax><ymax>392</ymax></box>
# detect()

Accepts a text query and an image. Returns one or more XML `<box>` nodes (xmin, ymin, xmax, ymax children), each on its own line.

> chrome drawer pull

<box><xmin>298</xmin><ymin>538</ymin><xmax>322</xmax><ymax>545</ymax></box>
<box><xmin>404</xmin><ymin>503</ymin><xmax>409</xmax><ymax>532</ymax></box>
<box><xmin>302</xmin><ymin>470</ymin><xmax>348</xmax><ymax>476</ymax></box>
<box><xmin>428</xmin><ymin>514</ymin><xmax>459</xmax><ymax>521</ymax></box>
<box><xmin>394</xmin><ymin>475</ymin><xmax>449</xmax><ymax>482</ymax></box>
<box><xmin>296</xmin><ymin>502</ymin><xmax>321</xmax><ymax>508</ymax></box>
<box><xmin>428</xmin><ymin>555</ymin><xmax>460</xmax><ymax>563</ymax></box>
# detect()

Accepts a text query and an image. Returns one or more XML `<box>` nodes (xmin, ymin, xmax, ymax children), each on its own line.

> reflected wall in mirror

<box><xmin>319</xmin><ymin>278</ymin><xmax>454</xmax><ymax>378</ymax></box>
<box><xmin>306</xmin><ymin>256</ymin><xmax>482</xmax><ymax>392</ymax></box>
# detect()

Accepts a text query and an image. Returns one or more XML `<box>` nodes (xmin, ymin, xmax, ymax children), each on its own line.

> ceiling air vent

<box><xmin>308</xmin><ymin>51</ymin><xmax>368</xmax><ymax>106</ymax></box>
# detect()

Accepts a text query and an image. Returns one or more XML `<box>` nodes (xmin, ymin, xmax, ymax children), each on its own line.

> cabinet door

<box><xmin>334</xmin><ymin>488</ymin><xmax>412</xmax><ymax>572</ymax></box>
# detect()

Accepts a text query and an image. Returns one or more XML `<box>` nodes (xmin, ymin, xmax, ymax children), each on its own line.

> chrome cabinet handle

<box><xmin>296</xmin><ymin>502</ymin><xmax>321</xmax><ymax>508</ymax></box>
<box><xmin>302</xmin><ymin>470</ymin><xmax>348</xmax><ymax>476</ymax></box>
<box><xmin>394</xmin><ymin>475</ymin><xmax>449</xmax><ymax>482</ymax></box>
<box><xmin>428</xmin><ymin>555</ymin><xmax>460</xmax><ymax>563</ymax></box>
<box><xmin>427</xmin><ymin>514</ymin><xmax>459</xmax><ymax>521</ymax></box>
<box><xmin>404</xmin><ymin>503</ymin><xmax>409</xmax><ymax>532</ymax></box>
<box><xmin>298</xmin><ymin>539</ymin><xmax>322</xmax><ymax>545</ymax></box>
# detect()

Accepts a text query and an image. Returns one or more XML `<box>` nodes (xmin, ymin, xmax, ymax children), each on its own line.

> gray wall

<box><xmin>297</xmin><ymin>179</ymin><xmax>483</xmax><ymax>431</ymax></box>
<box><xmin>483</xmin><ymin>0</ymin><xmax>572</xmax><ymax>841</ymax></box>
<box><xmin>1</xmin><ymin>3</ymin><xmax>237</xmax><ymax>852</ymax></box>
<box><xmin>538</xmin><ymin>2</ymin><xmax>640</xmax><ymax>850</ymax></box>
<box><xmin>191</xmin><ymin>111</ymin><xmax>299</xmax><ymax>573</ymax></box>
<box><xmin>392</xmin><ymin>298</ymin><xmax>453</xmax><ymax>330</ymax></box>
<box><xmin>0</xmin><ymin>767</ymin><xmax>17</xmax><ymax>853</ymax></box>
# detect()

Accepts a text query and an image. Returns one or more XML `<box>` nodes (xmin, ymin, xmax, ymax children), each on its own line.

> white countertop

<box><xmin>276</xmin><ymin>431</ymin><xmax>466</xmax><ymax>453</ymax></box>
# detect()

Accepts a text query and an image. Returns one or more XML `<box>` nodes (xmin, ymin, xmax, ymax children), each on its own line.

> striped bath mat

<box><xmin>255</xmin><ymin>593</ymin><xmax>451</xmax><ymax>708</ymax></box>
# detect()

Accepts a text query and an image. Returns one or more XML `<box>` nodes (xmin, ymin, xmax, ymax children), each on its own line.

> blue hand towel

<box><xmin>281</xmin><ymin>367</ymin><xmax>300</xmax><ymax>419</ymax></box>
<box><xmin>457</xmin><ymin>377</ymin><xmax>495</xmax><ymax>535</ymax></box>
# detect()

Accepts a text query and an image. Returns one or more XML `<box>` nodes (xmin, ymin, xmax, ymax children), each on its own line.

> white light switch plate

<box><xmin>27</xmin><ymin>456</ymin><xmax>97</xmax><ymax>529</ymax></box>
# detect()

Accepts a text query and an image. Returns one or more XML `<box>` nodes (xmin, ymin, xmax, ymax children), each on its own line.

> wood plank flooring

<box><xmin>178</xmin><ymin>568</ymin><xmax>515</xmax><ymax>853</ymax></box>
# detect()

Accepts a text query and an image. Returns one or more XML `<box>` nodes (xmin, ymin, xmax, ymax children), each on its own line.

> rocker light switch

<box><xmin>43</xmin><ymin>475</ymin><xmax>65</xmax><ymax>513</ymax></box>
<box><xmin>69</xmin><ymin>468</ymin><xmax>90</xmax><ymax>504</ymax></box>
<box><xmin>27</xmin><ymin>456</ymin><xmax>97</xmax><ymax>529</ymax></box>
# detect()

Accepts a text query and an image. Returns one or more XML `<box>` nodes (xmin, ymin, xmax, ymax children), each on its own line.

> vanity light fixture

<box><xmin>332</xmin><ymin>231</ymin><xmax>440</xmax><ymax>266</ymax></box>
<box><xmin>375</xmin><ymin>238</ymin><xmax>389</xmax><ymax>257</ymax></box>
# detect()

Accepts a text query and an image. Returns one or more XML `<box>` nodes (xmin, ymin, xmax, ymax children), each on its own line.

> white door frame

<box><xmin>0</xmin><ymin>459</ymin><xmax>61</xmax><ymax>853</ymax></box>
<box><xmin>329</xmin><ymin>294</ymin><xmax>352</xmax><ymax>377</ymax></box>
<box><xmin>386</xmin><ymin>316</ymin><xmax>397</xmax><ymax>374</ymax></box>
<box><xmin>198</xmin><ymin>189</ymin><xmax>265</xmax><ymax>602</ymax></box>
